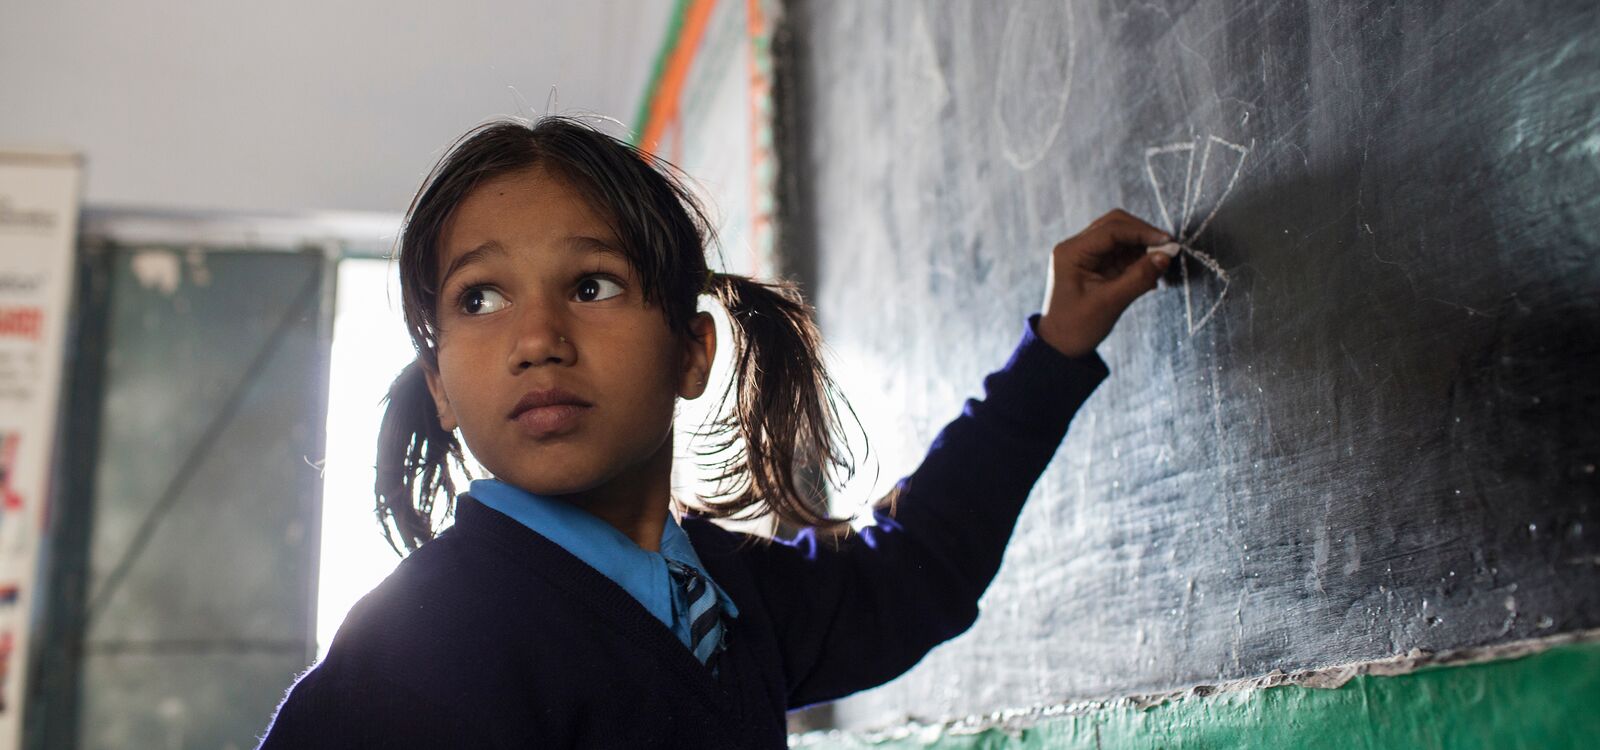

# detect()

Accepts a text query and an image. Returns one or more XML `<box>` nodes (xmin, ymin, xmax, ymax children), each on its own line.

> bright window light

<box><xmin>316</xmin><ymin>258</ymin><xmax>415</xmax><ymax>657</ymax></box>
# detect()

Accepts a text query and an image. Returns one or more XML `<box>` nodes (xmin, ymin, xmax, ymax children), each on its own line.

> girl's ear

<box><xmin>678</xmin><ymin>311</ymin><xmax>717</xmax><ymax>399</ymax></box>
<box><xmin>421</xmin><ymin>362</ymin><xmax>459</xmax><ymax>431</ymax></box>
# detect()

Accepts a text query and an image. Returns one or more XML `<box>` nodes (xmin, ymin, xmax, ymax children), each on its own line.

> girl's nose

<box><xmin>507</xmin><ymin>308</ymin><xmax>573</xmax><ymax>373</ymax></box>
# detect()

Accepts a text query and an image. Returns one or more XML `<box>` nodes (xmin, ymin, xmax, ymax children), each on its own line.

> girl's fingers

<box><xmin>1093</xmin><ymin>217</ymin><xmax>1171</xmax><ymax>248</ymax></box>
<box><xmin>1084</xmin><ymin>209</ymin><xmax>1169</xmax><ymax>239</ymax></box>
<box><xmin>1087</xmin><ymin>208</ymin><xmax>1141</xmax><ymax>229</ymax></box>
<box><xmin>1061</xmin><ymin>219</ymin><xmax>1170</xmax><ymax>263</ymax></box>
<box><xmin>1104</xmin><ymin>250</ymin><xmax>1168</xmax><ymax>309</ymax></box>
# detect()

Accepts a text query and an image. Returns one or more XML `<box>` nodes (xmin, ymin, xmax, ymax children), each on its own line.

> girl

<box><xmin>258</xmin><ymin>116</ymin><xmax>1171</xmax><ymax>748</ymax></box>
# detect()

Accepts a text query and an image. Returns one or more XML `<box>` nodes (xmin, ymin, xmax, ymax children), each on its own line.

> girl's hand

<box><xmin>1036</xmin><ymin>209</ymin><xmax>1172</xmax><ymax>357</ymax></box>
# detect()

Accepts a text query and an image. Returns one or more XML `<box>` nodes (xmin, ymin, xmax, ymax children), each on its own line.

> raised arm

<box><xmin>750</xmin><ymin>210</ymin><xmax>1172</xmax><ymax>708</ymax></box>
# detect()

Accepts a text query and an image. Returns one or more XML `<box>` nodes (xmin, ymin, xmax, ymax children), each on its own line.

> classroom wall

<box><xmin>0</xmin><ymin>0</ymin><xmax>670</xmax><ymax>214</ymax></box>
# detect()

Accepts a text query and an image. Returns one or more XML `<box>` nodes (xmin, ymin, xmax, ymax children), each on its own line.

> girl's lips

<box><xmin>512</xmin><ymin>404</ymin><xmax>590</xmax><ymax>436</ymax></box>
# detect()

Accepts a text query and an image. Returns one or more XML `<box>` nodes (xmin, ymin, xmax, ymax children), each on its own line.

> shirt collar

<box><xmin>466</xmin><ymin>479</ymin><xmax>738</xmax><ymax>625</ymax></box>
<box><xmin>658</xmin><ymin>511</ymin><xmax>739</xmax><ymax>618</ymax></box>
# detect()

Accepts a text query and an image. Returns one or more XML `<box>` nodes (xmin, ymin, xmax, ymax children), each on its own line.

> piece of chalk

<box><xmin>1146</xmin><ymin>242</ymin><xmax>1181</xmax><ymax>258</ymax></box>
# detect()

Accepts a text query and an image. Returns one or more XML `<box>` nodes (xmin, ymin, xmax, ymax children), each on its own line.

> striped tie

<box><xmin>665</xmin><ymin>559</ymin><xmax>726</xmax><ymax>668</ymax></box>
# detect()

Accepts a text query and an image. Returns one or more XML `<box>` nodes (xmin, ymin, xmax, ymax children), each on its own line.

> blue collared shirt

<box><xmin>467</xmin><ymin>478</ymin><xmax>739</xmax><ymax>650</ymax></box>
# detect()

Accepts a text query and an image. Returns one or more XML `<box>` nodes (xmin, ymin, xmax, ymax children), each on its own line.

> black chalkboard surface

<box><xmin>780</xmin><ymin>0</ymin><xmax>1599</xmax><ymax>729</ymax></box>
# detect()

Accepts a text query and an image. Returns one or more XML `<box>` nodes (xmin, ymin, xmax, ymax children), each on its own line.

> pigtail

<box><xmin>698</xmin><ymin>272</ymin><xmax>879</xmax><ymax>536</ymax></box>
<box><xmin>374</xmin><ymin>359</ymin><xmax>469</xmax><ymax>554</ymax></box>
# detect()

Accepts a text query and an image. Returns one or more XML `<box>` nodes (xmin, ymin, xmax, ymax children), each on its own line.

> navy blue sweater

<box><xmin>258</xmin><ymin>314</ymin><xmax>1108</xmax><ymax>748</ymax></box>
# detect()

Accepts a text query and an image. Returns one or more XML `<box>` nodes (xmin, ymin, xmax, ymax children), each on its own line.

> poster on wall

<box><xmin>0</xmin><ymin>152</ymin><xmax>82</xmax><ymax>749</ymax></box>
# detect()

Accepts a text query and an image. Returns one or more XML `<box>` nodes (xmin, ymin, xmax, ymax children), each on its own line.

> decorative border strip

<box><xmin>631</xmin><ymin>0</ymin><xmax>718</xmax><ymax>151</ymax></box>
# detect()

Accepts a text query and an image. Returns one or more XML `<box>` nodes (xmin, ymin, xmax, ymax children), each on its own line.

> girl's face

<box><xmin>422</xmin><ymin>166</ymin><xmax>713</xmax><ymax>509</ymax></box>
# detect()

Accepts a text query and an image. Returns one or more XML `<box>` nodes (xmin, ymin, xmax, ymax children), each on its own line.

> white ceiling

<box><xmin>0</xmin><ymin>0</ymin><xmax>675</xmax><ymax>214</ymax></box>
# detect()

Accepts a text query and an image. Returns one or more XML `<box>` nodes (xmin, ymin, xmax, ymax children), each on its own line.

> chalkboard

<box><xmin>779</xmin><ymin>0</ymin><xmax>1600</xmax><ymax>730</ymax></box>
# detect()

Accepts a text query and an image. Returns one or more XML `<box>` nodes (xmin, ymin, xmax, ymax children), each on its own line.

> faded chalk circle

<box><xmin>994</xmin><ymin>0</ymin><xmax>1076</xmax><ymax>171</ymax></box>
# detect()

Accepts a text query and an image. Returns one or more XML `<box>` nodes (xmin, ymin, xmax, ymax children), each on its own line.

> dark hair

<box><xmin>374</xmin><ymin>116</ymin><xmax>877</xmax><ymax>554</ymax></box>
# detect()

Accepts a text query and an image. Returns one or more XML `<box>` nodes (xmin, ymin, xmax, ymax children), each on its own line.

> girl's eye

<box><xmin>459</xmin><ymin>286</ymin><xmax>510</xmax><ymax>315</ymax></box>
<box><xmin>575</xmin><ymin>275</ymin><xmax>624</xmax><ymax>303</ymax></box>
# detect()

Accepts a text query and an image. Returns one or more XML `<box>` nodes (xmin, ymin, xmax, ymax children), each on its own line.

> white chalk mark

<box><xmin>1182</xmin><ymin>243</ymin><xmax>1229</xmax><ymax>277</ymax></box>
<box><xmin>1145</xmin><ymin>141</ymin><xmax>1196</xmax><ymax>231</ymax></box>
<box><xmin>1210</xmin><ymin>353</ymin><xmax>1226</xmax><ymax>441</ymax></box>
<box><xmin>1179</xmin><ymin>246</ymin><xmax>1194</xmax><ymax>333</ymax></box>
<box><xmin>1183</xmin><ymin>141</ymin><xmax>1199</xmax><ymax>234</ymax></box>
<box><xmin>1180</xmin><ymin>136</ymin><xmax>1209</xmax><ymax>237</ymax></box>
<box><xmin>1140</xmin><ymin>134</ymin><xmax>1252</xmax><ymax>335</ymax></box>
<box><xmin>1143</xmin><ymin>153</ymin><xmax>1172</xmax><ymax>234</ymax></box>
<box><xmin>1185</xmin><ymin>245</ymin><xmax>1231</xmax><ymax>333</ymax></box>
<box><xmin>1172</xmin><ymin>243</ymin><xmax>1233</xmax><ymax>335</ymax></box>
<box><xmin>1186</xmin><ymin>136</ymin><xmax>1252</xmax><ymax>245</ymax></box>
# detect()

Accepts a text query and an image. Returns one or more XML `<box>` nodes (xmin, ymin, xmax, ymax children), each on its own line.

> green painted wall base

<box><xmin>793</xmin><ymin>640</ymin><xmax>1600</xmax><ymax>749</ymax></box>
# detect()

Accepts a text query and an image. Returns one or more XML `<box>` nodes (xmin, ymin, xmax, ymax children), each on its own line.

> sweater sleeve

<box><xmin>753</xmin><ymin>313</ymin><xmax>1109</xmax><ymax>709</ymax></box>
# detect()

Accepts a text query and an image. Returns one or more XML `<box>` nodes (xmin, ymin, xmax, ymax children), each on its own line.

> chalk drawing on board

<box><xmin>994</xmin><ymin>0</ymin><xmax>1075</xmax><ymax>170</ymax></box>
<box><xmin>896</xmin><ymin>5</ymin><xmax>949</xmax><ymax>124</ymax></box>
<box><xmin>1143</xmin><ymin>135</ymin><xmax>1251</xmax><ymax>334</ymax></box>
